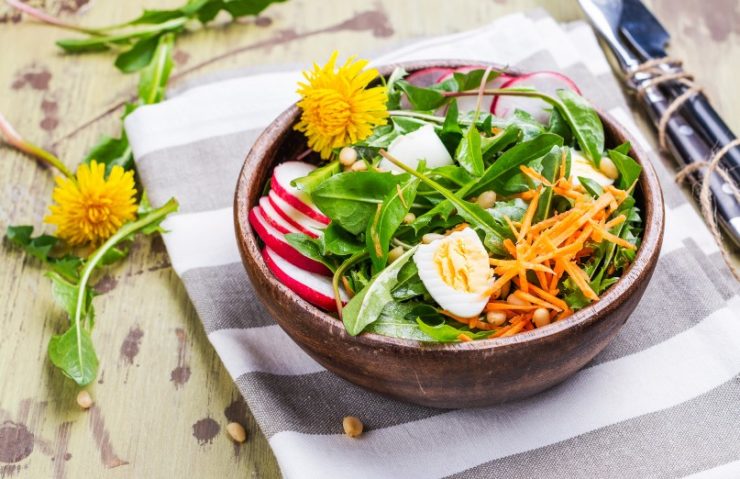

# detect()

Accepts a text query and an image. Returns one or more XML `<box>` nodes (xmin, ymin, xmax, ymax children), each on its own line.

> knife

<box><xmin>579</xmin><ymin>0</ymin><xmax>740</xmax><ymax>247</ymax></box>
<box><xmin>618</xmin><ymin>0</ymin><xmax>740</xmax><ymax>186</ymax></box>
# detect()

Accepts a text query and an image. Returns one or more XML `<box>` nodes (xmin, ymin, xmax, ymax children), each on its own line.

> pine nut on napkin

<box><xmin>124</xmin><ymin>9</ymin><xmax>740</xmax><ymax>479</ymax></box>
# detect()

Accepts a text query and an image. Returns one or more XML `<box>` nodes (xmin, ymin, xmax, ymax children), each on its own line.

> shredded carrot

<box><xmin>558</xmin><ymin>150</ymin><xmax>568</xmax><ymax>180</ymax></box>
<box><xmin>527</xmin><ymin>283</ymin><xmax>569</xmax><ymax>311</ymax></box>
<box><xmin>501</xmin><ymin>320</ymin><xmax>528</xmax><ymax>337</ymax></box>
<box><xmin>520</xmin><ymin>165</ymin><xmax>553</xmax><ymax>186</ymax></box>
<box><xmin>503</xmin><ymin>239</ymin><xmax>518</xmax><ymax>258</ymax></box>
<box><xmin>457</xmin><ymin>334</ymin><xmax>473</xmax><ymax>342</ymax></box>
<box><xmin>513</xmin><ymin>290</ymin><xmax>563</xmax><ymax>311</ymax></box>
<box><xmin>503</xmin><ymin>215</ymin><xmax>520</xmax><ymax>239</ymax></box>
<box><xmin>604</xmin><ymin>214</ymin><xmax>626</xmax><ymax>229</ymax></box>
<box><xmin>485</xmin><ymin>302</ymin><xmax>538</xmax><ymax>311</ymax></box>
<box><xmin>518</xmin><ymin>187</ymin><xmax>541</xmax><ymax>241</ymax></box>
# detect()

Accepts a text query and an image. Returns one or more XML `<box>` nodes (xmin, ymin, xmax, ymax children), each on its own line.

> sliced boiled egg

<box><xmin>413</xmin><ymin>227</ymin><xmax>494</xmax><ymax>318</ymax></box>
<box><xmin>379</xmin><ymin>124</ymin><xmax>453</xmax><ymax>173</ymax></box>
<box><xmin>569</xmin><ymin>150</ymin><xmax>614</xmax><ymax>187</ymax></box>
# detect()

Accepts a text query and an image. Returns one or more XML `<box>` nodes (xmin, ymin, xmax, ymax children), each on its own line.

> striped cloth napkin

<box><xmin>124</xmin><ymin>9</ymin><xmax>740</xmax><ymax>479</ymax></box>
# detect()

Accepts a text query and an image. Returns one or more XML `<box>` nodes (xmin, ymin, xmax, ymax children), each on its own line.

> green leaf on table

<box><xmin>607</xmin><ymin>144</ymin><xmax>642</xmax><ymax>190</ymax></box>
<box><xmin>222</xmin><ymin>0</ymin><xmax>288</xmax><ymax>18</ymax></box>
<box><xmin>311</xmin><ymin>171</ymin><xmax>403</xmax><ymax>235</ymax></box>
<box><xmin>83</xmin><ymin>134</ymin><xmax>133</xmax><ymax>174</ymax></box>
<box><xmin>47</xmin><ymin>272</ymin><xmax>95</xmax><ymax>327</ymax></box>
<box><xmin>5</xmin><ymin>225</ymin><xmax>58</xmax><ymax>262</ymax></box>
<box><xmin>342</xmin><ymin>246</ymin><xmax>418</xmax><ymax>336</ymax></box>
<box><xmin>48</xmin><ymin>324</ymin><xmax>99</xmax><ymax>386</ymax></box>
<box><xmin>138</xmin><ymin>33</ymin><xmax>175</xmax><ymax>104</ymax></box>
<box><xmin>114</xmin><ymin>34</ymin><xmax>161</xmax><ymax>73</ymax></box>
<box><xmin>455</xmin><ymin>126</ymin><xmax>484</xmax><ymax>176</ymax></box>
<box><xmin>367</xmin><ymin>175</ymin><xmax>419</xmax><ymax>272</ymax></box>
<box><xmin>556</xmin><ymin>89</ymin><xmax>604</xmax><ymax>165</ymax></box>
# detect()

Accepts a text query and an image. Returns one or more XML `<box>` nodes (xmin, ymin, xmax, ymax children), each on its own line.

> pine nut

<box><xmin>76</xmin><ymin>390</ymin><xmax>93</xmax><ymax>409</ymax></box>
<box><xmin>599</xmin><ymin>157</ymin><xmax>619</xmax><ymax>180</ymax></box>
<box><xmin>507</xmin><ymin>293</ymin><xmax>529</xmax><ymax>306</ymax></box>
<box><xmin>350</xmin><ymin>160</ymin><xmax>367</xmax><ymax>172</ymax></box>
<box><xmin>476</xmin><ymin>190</ymin><xmax>497</xmax><ymax>209</ymax></box>
<box><xmin>486</xmin><ymin>311</ymin><xmax>507</xmax><ymax>326</ymax></box>
<box><xmin>422</xmin><ymin>233</ymin><xmax>445</xmax><ymax>244</ymax></box>
<box><xmin>339</xmin><ymin>147</ymin><xmax>358</xmax><ymax>166</ymax></box>
<box><xmin>226</xmin><ymin>422</ymin><xmax>247</xmax><ymax>443</ymax></box>
<box><xmin>388</xmin><ymin>246</ymin><xmax>404</xmax><ymax>263</ymax></box>
<box><xmin>533</xmin><ymin>308</ymin><xmax>551</xmax><ymax>328</ymax></box>
<box><xmin>403</xmin><ymin>212</ymin><xmax>416</xmax><ymax>224</ymax></box>
<box><xmin>343</xmin><ymin>416</ymin><xmax>364</xmax><ymax>437</ymax></box>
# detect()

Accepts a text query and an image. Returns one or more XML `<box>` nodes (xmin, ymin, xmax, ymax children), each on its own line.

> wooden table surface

<box><xmin>0</xmin><ymin>0</ymin><xmax>737</xmax><ymax>477</ymax></box>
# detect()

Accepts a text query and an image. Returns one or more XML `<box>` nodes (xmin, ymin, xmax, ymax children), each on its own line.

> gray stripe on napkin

<box><xmin>448</xmin><ymin>378</ymin><xmax>740</xmax><ymax>479</ymax></box>
<box><xmin>591</xmin><ymin>245</ymin><xmax>729</xmax><ymax>366</ymax></box>
<box><xmin>181</xmin><ymin>262</ymin><xmax>273</xmax><ymax>331</ymax></box>
<box><xmin>137</xmin><ymin>129</ymin><xmax>263</xmax><ymax>214</ymax></box>
<box><xmin>236</xmin><ymin>370</ymin><xmax>443</xmax><ymax>437</ymax></box>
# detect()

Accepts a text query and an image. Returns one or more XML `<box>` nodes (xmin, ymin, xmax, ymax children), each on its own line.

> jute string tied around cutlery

<box><xmin>629</xmin><ymin>57</ymin><xmax>740</xmax><ymax>280</ymax></box>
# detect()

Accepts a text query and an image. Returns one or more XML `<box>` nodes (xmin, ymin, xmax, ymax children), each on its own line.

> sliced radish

<box><xmin>259</xmin><ymin>197</ymin><xmax>301</xmax><ymax>235</ymax></box>
<box><xmin>268</xmin><ymin>190</ymin><xmax>325</xmax><ymax>237</ymax></box>
<box><xmin>263</xmin><ymin>247</ymin><xmax>346</xmax><ymax>311</ymax></box>
<box><xmin>248</xmin><ymin>206</ymin><xmax>330</xmax><ymax>276</ymax></box>
<box><xmin>491</xmin><ymin>71</ymin><xmax>581</xmax><ymax>124</ymax></box>
<box><xmin>406</xmin><ymin>67</ymin><xmax>453</xmax><ymax>87</ymax></box>
<box><xmin>272</xmin><ymin>162</ymin><xmax>330</xmax><ymax>225</ymax></box>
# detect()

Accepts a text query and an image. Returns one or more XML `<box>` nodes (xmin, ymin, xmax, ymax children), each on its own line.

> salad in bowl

<box><xmin>247</xmin><ymin>52</ymin><xmax>644</xmax><ymax>344</ymax></box>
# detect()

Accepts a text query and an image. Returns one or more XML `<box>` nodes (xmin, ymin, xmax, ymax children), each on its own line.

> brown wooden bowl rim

<box><xmin>234</xmin><ymin>59</ymin><xmax>665</xmax><ymax>354</ymax></box>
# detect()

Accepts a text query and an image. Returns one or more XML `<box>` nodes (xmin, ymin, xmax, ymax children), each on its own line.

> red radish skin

<box><xmin>248</xmin><ymin>207</ymin><xmax>330</xmax><ymax>275</ymax></box>
<box><xmin>263</xmin><ymin>247</ymin><xmax>345</xmax><ymax>311</ymax></box>
<box><xmin>259</xmin><ymin>197</ymin><xmax>301</xmax><ymax>235</ymax></box>
<box><xmin>268</xmin><ymin>190</ymin><xmax>324</xmax><ymax>237</ymax></box>
<box><xmin>406</xmin><ymin>67</ymin><xmax>454</xmax><ymax>87</ymax></box>
<box><xmin>272</xmin><ymin>162</ymin><xmax>330</xmax><ymax>224</ymax></box>
<box><xmin>491</xmin><ymin>71</ymin><xmax>580</xmax><ymax>123</ymax></box>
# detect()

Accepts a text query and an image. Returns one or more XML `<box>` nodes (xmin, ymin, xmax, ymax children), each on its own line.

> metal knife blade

<box><xmin>577</xmin><ymin>0</ymin><xmax>640</xmax><ymax>71</ymax></box>
<box><xmin>619</xmin><ymin>0</ymin><xmax>670</xmax><ymax>59</ymax></box>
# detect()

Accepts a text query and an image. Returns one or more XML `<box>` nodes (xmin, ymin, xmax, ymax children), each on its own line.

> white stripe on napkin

<box><xmin>269</xmin><ymin>299</ymin><xmax>740</xmax><ymax>479</ymax></box>
<box><xmin>209</xmin><ymin>326</ymin><xmax>324</xmax><ymax>377</ymax></box>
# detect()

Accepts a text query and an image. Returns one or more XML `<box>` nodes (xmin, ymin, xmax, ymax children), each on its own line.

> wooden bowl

<box><xmin>234</xmin><ymin>60</ymin><xmax>664</xmax><ymax>408</ymax></box>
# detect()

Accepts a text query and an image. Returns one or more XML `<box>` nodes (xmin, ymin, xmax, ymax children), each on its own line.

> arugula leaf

<box><xmin>415</xmin><ymin>318</ymin><xmax>494</xmax><ymax>342</ymax></box>
<box><xmin>367</xmin><ymin>175</ymin><xmax>419</xmax><ymax>272</ymax></box>
<box><xmin>342</xmin><ymin>246</ymin><xmax>417</xmax><ymax>336</ymax></box>
<box><xmin>455</xmin><ymin>126</ymin><xmax>484</xmax><ymax>176</ymax></box>
<box><xmin>480</xmin><ymin>125</ymin><xmax>520</xmax><ymax>162</ymax></box>
<box><xmin>578</xmin><ymin>176</ymin><xmax>604</xmax><ymax>198</ymax></box>
<box><xmin>547</xmin><ymin>108</ymin><xmax>573</xmax><ymax>145</ymax></box>
<box><xmin>492</xmin><ymin>110</ymin><xmax>544</xmax><ymax>141</ymax></box>
<box><xmin>396</xmin><ymin>81</ymin><xmax>447</xmax><ymax>110</ymax></box>
<box><xmin>473</xmin><ymin>132</ymin><xmax>563</xmax><ymax>195</ymax></box>
<box><xmin>534</xmin><ymin>146</ymin><xmax>562</xmax><ymax>222</ymax></box>
<box><xmin>556</xmin><ymin>89</ymin><xmax>604</xmax><ymax>165</ymax></box>
<box><xmin>439</xmin><ymin>99</ymin><xmax>463</xmax><ymax>153</ymax></box>
<box><xmin>318</xmin><ymin>223</ymin><xmax>364</xmax><ymax>256</ymax></box>
<box><xmin>311</xmin><ymin>171</ymin><xmax>404</xmax><ymax>234</ymax></box>
<box><xmin>285</xmin><ymin>233</ymin><xmax>336</xmax><ymax>272</ymax></box>
<box><xmin>365</xmin><ymin>302</ymin><xmax>434</xmax><ymax>341</ymax></box>
<box><xmin>291</xmin><ymin>160</ymin><xmax>340</xmax><ymax>193</ymax></box>
<box><xmin>391</xmin><ymin>261</ymin><xmax>428</xmax><ymax>301</ymax></box>
<box><xmin>607</xmin><ymin>144</ymin><xmax>642</xmax><ymax>190</ymax></box>
<box><xmin>385</xmin><ymin>67</ymin><xmax>407</xmax><ymax>110</ymax></box>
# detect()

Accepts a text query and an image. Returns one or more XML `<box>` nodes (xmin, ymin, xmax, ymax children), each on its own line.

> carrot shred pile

<box><xmin>483</xmin><ymin>179</ymin><xmax>636</xmax><ymax>328</ymax></box>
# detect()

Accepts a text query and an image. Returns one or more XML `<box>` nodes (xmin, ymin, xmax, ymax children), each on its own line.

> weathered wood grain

<box><xmin>0</xmin><ymin>0</ymin><xmax>737</xmax><ymax>477</ymax></box>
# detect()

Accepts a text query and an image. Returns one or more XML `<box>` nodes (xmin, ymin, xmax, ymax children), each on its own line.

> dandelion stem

<box><xmin>0</xmin><ymin>112</ymin><xmax>73</xmax><ymax>178</ymax></box>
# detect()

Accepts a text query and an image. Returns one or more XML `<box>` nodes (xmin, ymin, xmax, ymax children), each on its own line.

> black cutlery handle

<box><xmin>637</xmin><ymin>89</ymin><xmax>740</xmax><ymax>247</ymax></box>
<box><xmin>662</xmin><ymin>83</ymin><xmax>740</xmax><ymax>185</ymax></box>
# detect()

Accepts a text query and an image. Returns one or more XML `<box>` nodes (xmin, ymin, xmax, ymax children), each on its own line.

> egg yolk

<box><xmin>432</xmin><ymin>236</ymin><xmax>491</xmax><ymax>293</ymax></box>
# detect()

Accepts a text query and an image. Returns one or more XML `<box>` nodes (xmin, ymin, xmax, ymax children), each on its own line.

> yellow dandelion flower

<box><xmin>295</xmin><ymin>51</ymin><xmax>389</xmax><ymax>159</ymax></box>
<box><xmin>45</xmin><ymin>161</ymin><xmax>138</xmax><ymax>246</ymax></box>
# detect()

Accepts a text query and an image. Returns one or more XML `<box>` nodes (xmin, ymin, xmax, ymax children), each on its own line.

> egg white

<box><xmin>413</xmin><ymin>228</ymin><xmax>494</xmax><ymax>318</ymax></box>
<box><xmin>379</xmin><ymin>124</ymin><xmax>453</xmax><ymax>173</ymax></box>
<box><xmin>569</xmin><ymin>150</ymin><xmax>614</xmax><ymax>187</ymax></box>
